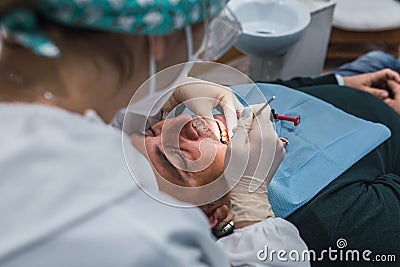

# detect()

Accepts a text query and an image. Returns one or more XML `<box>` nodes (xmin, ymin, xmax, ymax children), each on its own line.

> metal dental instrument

<box><xmin>255</xmin><ymin>96</ymin><xmax>276</xmax><ymax>116</ymax></box>
<box><xmin>244</xmin><ymin>96</ymin><xmax>300</xmax><ymax>126</ymax></box>
<box><xmin>253</xmin><ymin>95</ymin><xmax>301</xmax><ymax>126</ymax></box>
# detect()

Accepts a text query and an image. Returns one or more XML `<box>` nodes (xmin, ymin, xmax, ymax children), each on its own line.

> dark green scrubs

<box><xmin>266</xmin><ymin>75</ymin><xmax>400</xmax><ymax>266</ymax></box>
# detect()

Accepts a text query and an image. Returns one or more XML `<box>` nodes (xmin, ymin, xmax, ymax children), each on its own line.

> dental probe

<box><xmin>253</xmin><ymin>96</ymin><xmax>301</xmax><ymax>126</ymax></box>
<box><xmin>255</xmin><ymin>96</ymin><xmax>276</xmax><ymax>116</ymax></box>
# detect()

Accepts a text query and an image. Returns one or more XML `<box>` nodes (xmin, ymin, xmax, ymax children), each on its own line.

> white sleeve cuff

<box><xmin>217</xmin><ymin>218</ymin><xmax>310</xmax><ymax>266</ymax></box>
<box><xmin>335</xmin><ymin>74</ymin><xmax>345</xmax><ymax>86</ymax></box>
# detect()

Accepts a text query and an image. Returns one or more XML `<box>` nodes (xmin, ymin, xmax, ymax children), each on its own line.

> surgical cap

<box><xmin>0</xmin><ymin>0</ymin><xmax>228</xmax><ymax>57</ymax></box>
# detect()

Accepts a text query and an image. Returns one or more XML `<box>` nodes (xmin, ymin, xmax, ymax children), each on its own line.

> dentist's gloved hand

<box><xmin>224</xmin><ymin>104</ymin><xmax>286</xmax><ymax>228</ymax></box>
<box><xmin>162</xmin><ymin>77</ymin><xmax>244</xmax><ymax>138</ymax></box>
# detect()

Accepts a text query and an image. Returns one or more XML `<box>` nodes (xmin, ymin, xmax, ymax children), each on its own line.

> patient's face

<box><xmin>131</xmin><ymin>114</ymin><xmax>228</xmax><ymax>187</ymax></box>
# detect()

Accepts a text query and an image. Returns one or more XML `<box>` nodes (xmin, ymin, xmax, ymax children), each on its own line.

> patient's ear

<box><xmin>208</xmin><ymin>204</ymin><xmax>230</xmax><ymax>228</ymax></box>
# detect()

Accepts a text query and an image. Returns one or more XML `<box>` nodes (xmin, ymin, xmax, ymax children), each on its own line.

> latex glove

<box><xmin>384</xmin><ymin>79</ymin><xmax>400</xmax><ymax>115</ymax></box>
<box><xmin>224</xmin><ymin>104</ymin><xmax>286</xmax><ymax>225</ymax></box>
<box><xmin>230</xmin><ymin>176</ymin><xmax>275</xmax><ymax>226</ymax></box>
<box><xmin>343</xmin><ymin>69</ymin><xmax>400</xmax><ymax>99</ymax></box>
<box><xmin>162</xmin><ymin>77</ymin><xmax>244</xmax><ymax>138</ymax></box>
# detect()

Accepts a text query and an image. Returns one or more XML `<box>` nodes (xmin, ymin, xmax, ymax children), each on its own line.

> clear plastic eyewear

<box><xmin>188</xmin><ymin>4</ymin><xmax>242</xmax><ymax>61</ymax></box>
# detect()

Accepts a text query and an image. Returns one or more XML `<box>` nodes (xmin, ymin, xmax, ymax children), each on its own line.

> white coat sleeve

<box><xmin>0</xmin><ymin>105</ymin><xmax>230</xmax><ymax>267</ymax></box>
<box><xmin>217</xmin><ymin>218</ymin><xmax>310</xmax><ymax>267</ymax></box>
<box><xmin>2</xmin><ymin>190</ymin><xmax>231</xmax><ymax>267</ymax></box>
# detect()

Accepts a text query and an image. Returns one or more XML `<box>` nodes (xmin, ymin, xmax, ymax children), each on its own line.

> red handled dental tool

<box><xmin>271</xmin><ymin>109</ymin><xmax>301</xmax><ymax>126</ymax></box>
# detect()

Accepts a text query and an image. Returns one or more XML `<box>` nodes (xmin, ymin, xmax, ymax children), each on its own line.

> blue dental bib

<box><xmin>232</xmin><ymin>83</ymin><xmax>391</xmax><ymax>218</ymax></box>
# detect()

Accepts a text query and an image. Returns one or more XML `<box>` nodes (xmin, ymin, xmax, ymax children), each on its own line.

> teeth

<box><xmin>216</xmin><ymin>119</ymin><xmax>229</xmax><ymax>144</ymax></box>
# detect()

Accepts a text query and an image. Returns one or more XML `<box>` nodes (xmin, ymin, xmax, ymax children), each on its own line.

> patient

<box><xmin>131</xmin><ymin>113</ymin><xmax>234</xmax><ymax>232</ymax></box>
<box><xmin>128</xmin><ymin>67</ymin><xmax>400</xmax><ymax>266</ymax></box>
<box><xmin>265</xmin><ymin>68</ymin><xmax>400</xmax><ymax>266</ymax></box>
<box><xmin>130</xmin><ymin>109</ymin><xmax>312</xmax><ymax>267</ymax></box>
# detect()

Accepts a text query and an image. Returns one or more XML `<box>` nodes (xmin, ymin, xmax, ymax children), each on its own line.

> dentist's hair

<box><xmin>0</xmin><ymin>0</ymin><xmax>34</xmax><ymax>14</ymax></box>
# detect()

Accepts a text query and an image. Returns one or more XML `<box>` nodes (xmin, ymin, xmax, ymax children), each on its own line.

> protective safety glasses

<box><xmin>186</xmin><ymin>5</ymin><xmax>242</xmax><ymax>62</ymax></box>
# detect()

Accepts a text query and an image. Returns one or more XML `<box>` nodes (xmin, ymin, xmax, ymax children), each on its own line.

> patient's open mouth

<box><xmin>192</xmin><ymin>115</ymin><xmax>229</xmax><ymax>145</ymax></box>
<box><xmin>214</xmin><ymin>114</ymin><xmax>229</xmax><ymax>144</ymax></box>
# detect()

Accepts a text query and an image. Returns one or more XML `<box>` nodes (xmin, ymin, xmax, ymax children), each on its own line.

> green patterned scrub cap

<box><xmin>0</xmin><ymin>0</ymin><xmax>228</xmax><ymax>57</ymax></box>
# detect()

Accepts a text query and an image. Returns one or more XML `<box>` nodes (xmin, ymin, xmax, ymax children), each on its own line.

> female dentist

<box><xmin>0</xmin><ymin>0</ymin><xmax>242</xmax><ymax>266</ymax></box>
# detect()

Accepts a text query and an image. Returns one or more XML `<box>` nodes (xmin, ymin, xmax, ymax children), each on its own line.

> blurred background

<box><xmin>218</xmin><ymin>0</ymin><xmax>400</xmax><ymax>77</ymax></box>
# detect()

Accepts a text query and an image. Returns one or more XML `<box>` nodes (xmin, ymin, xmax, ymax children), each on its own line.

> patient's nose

<box><xmin>163</xmin><ymin>114</ymin><xmax>199</xmax><ymax>141</ymax></box>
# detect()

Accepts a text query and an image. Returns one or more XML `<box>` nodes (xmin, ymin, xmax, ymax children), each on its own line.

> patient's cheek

<box><xmin>193</xmin><ymin>144</ymin><xmax>227</xmax><ymax>186</ymax></box>
<box><xmin>215</xmin><ymin>145</ymin><xmax>228</xmax><ymax>172</ymax></box>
